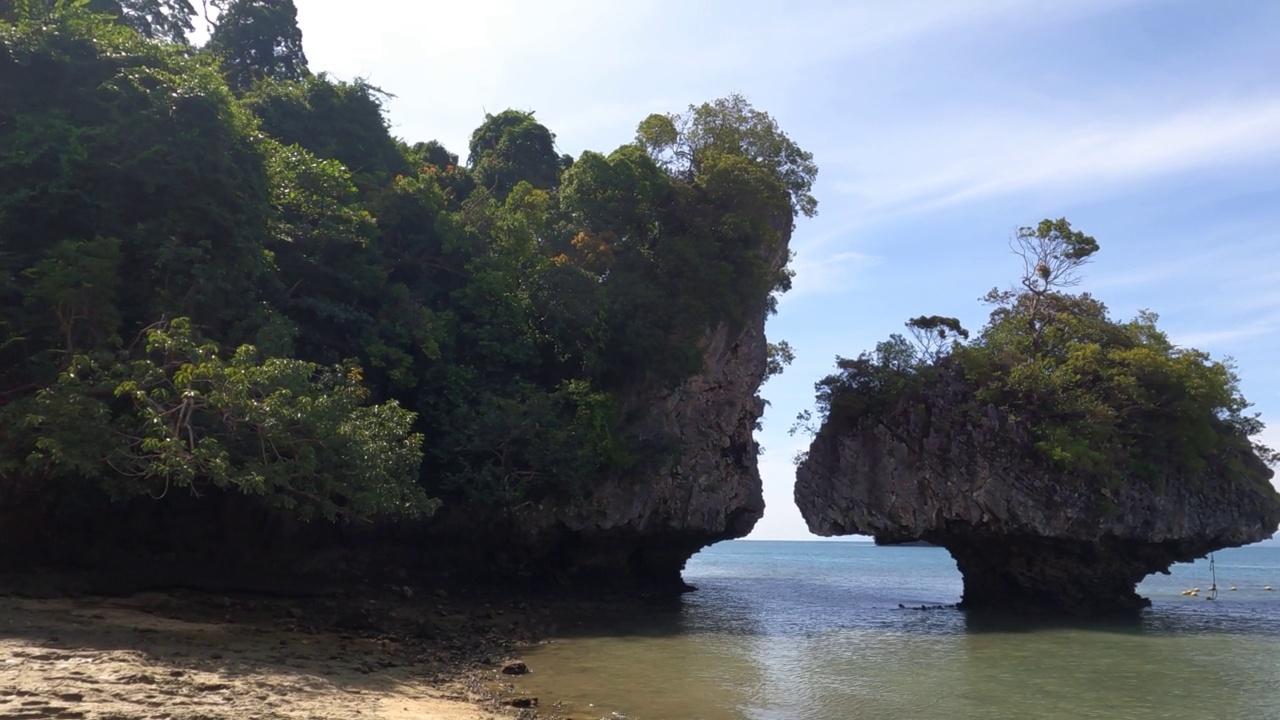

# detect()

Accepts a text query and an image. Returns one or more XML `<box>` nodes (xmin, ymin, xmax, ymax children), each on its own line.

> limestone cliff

<box><xmin>464</xmin><ymin>319</ymin><xmax>769</xmax><ymax>591</ymax></box>
<box><xmin>794</xmin><ymin>369</ymin><xmax>1280</xmax><ymax>615</ymax></box>
<box><xmin>0</xmin><ymin>229</ymin><xmax>783</xmax><ymax>597</ymax></box>
<box><xmin>409</xmin><ymin>226</ymin><xmax>791</xmax><ymax>593</ymax></box>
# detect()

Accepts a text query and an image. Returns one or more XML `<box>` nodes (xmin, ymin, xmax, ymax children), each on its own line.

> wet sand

<box><xmin>0</xmin><ymin>585</ymin><xmax>551</xmax><ymax>719</ymax></box>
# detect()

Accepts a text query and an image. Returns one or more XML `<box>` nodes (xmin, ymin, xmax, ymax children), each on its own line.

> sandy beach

<box><xmin>0</xmin><ymin>585</ymin><xmax>550</xmax><ymax>720</ymax></box>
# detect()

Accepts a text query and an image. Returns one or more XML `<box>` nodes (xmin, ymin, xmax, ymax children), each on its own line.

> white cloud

<box><xmin>1172</xmin><ymin>320</ymin><xmax>1280</xmax><ymax>349</ymax></box>
<box><xmin>828</xmin><ymin>98</ymin><xmax>1280</xmax><ymax>222</ymax></box>
<box><xmin>1084</xmin><ymin>226</ymin><xmax>1280</xmax><ymax>353</ymax></box>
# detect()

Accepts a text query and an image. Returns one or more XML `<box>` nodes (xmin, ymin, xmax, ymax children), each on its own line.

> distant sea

<box><xmin>514</xmin><ymin>541</ymin><xmax>1280</xmax><ymax>720</ymax></box>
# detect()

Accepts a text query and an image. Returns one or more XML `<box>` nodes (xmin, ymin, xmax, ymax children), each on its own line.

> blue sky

<box><xmin>288</xmin><ymin>0</ymin><xmax>1280</xmax><ymax>540</ymax></box>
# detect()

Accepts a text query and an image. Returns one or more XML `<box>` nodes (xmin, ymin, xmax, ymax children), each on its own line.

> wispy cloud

<box><xmin>1092</xmin><ymin>228</ymin><xmax>1280</xmax><ymax>290</ymax></box>
<box><xmin>1172</xmin><ymin>316</ymin><xmax>1280</xmax><ymax>349</ymax></box>
<box><xmin>1081</xmin><ymin>223</ymin><xmax>1280</xmax><ymax>354</ymax></box>
<box><xmin>828</xmin><ymin>98</ymin><xmax>1280</xmax><ymax>222</ymax></box>
<box><xmin>294</xmin><ymin>0</ymin><xmax>1147</xmax><ymax>159</ymax></box>
<box><xmin>785</xmin><ymin>250</ymin><xmax>878</xmax><ymax>299</ymax></box>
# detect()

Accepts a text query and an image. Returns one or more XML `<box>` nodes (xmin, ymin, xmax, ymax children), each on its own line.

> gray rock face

<box><xmin>483</xmin><ymin>220</ymin><xmax>800</xmax><ymax>591</ymax></box>
<box><xmin>521</xmin><ymin>318</ymin><xmax>769</xmax><ymax>589</ymax></box>
<box><xmin>795</xmin><ymin>372</ymin><xmax>1280</xmax><ymax>615</ymax></box>
<box><xmin>414</xmin><ymin>226</ymin><xmax>790</xmax><ymax>592</ymax></box>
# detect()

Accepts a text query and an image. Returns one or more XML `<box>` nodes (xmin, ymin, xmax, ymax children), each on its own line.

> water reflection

<box><xmin>515</xmin><ymin>543</ymin><xmax>1280</xmax><ymax>720</ymax></box>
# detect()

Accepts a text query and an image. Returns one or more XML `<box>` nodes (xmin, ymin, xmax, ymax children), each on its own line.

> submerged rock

<box><xmin>794</xmin><ymin>370</ymin><xmax>1280</xmax><ymax>616</ymax></box>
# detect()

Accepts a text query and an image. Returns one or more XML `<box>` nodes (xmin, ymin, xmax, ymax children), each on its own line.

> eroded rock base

<box><xmin>942</xmin><ymin>535</ymin><xmax>1201</xmax><ymax>615</ymax></box>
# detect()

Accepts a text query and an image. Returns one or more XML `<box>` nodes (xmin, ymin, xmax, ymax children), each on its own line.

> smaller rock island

<box><xmin>793</xmin><ymin>220</ymin><xmax>1280</xmax><ymax>615</ymax></box>
<box><xmin>795</xmin><ymin>364</ymin><xmax>1279</xmax><ymax>615</ymax></box>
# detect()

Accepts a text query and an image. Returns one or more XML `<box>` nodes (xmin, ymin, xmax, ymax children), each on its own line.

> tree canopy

<box><xmin>468</xmin><ymin>109</ymin><xmax>562</xmax><ymax>201</ymax></box>
<box><xmin>0</xmin><ymin>6</ymin><xmax>808</xmax><ymax>526</ymax></box>
<box><xmin>636</xmin><ymin>94</ymin><xmax>818</xmax><ymax>221</ymax></box>
<box><xmin>206</xmin><ymin>0</ymin><xmax>308</xmax><ymax>91</ymax></box>
<box><xmin>812</xmin><ymin>219</ymin><xmax>1276</xmax><ymax>487</ymax></box>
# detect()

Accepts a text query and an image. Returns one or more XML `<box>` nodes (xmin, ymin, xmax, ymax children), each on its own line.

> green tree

<box><xmin>983</xmin><ymin>218</ymin><xmax>1100</xmax><ymax>354</ymax></box>
<box><xmin>468</xmin><ymin>109</ymin><xmax>561</xmax><ymax>201</ymax></box>
<box><xmin>554</xmin><ymin>98</ymin><xmax>806</xmax><ymax>390</ymax></box>
<box><xmin>813</xmin><ymin>219</ymin><xmax>1275</xmax><ymax>486</ymax></box>
<box><xmin>906</xmin><ymin>315</ymin><xmax>968</xmax><ymax>361</ymax></box>
<box><xmin>7</xmin><ymin>319</ymin><xmax>431</xmax><ymax>521</ymax></box>
<box><xmin>408</xmin><ymin>140</ymin><xmax>458</xmax><ymax>170</ymax></box>
<box><xmin>256</xmin><ymin>140</ymin><xmax>382</xmax><ymax>363</ymax></box>
<box><xmin>243</xmin><ymin>75</ymin><xmax>411</xmax><ymax>192</ymax></box>
<box><xmin>2</xmin><ymin>0</ymin><xmax>196</xmax><ymax>40</ymax></box>
<box><xmin>636</xmin><ymin>93</ymin><xmax>818</xmax><ymax>220</ymax></box>
<box><xmin>0</xmin><ymin>9</ymin><xmax>272</xmax><ymax>395</ymax></box>
<box><xmin>559</xmin><ymin>145</ymin><xmax>671</xmax><ymax>245</ymax></box>
<box><xmin>765</xmin><ymin>340</ymin><xmax>795</xmax><ymax>380</ymax></box>
<box><xmin>206</xmin><ymin>0</ymin><xmax>307</xmax><ymax>91</ymax></box>
<box><xmin>98</xmin><ymin>0</ymin><xmax>195</xmax><ymax>42</ymax></box>
<box><xmin>958</xmin><ymin>289</ymin><xmax>1268</xmax><ymax>477</ymax></box>
<box><xmin>1</xmin><ymin>6</ymin><xmax>815</xmax><ymax>537</ymax></box>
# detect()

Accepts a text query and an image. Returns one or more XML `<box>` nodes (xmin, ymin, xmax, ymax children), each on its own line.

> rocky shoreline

<box><xmin>0</xmin><ymin>579</ymin><xmax>621</xmax><ymax>720</ymax></box>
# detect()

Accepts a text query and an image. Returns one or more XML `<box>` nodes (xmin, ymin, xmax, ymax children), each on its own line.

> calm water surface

<box><xmin>514</xmin><ymin>541</ymin><xmax>1280</xmax><ymax>720</ymax></box>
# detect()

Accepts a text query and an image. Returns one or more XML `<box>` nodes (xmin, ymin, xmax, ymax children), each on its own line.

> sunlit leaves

<box><xmin>816</xmin><ymin>220</ymin><xmax>1273</xmax><ymax>489</ymax></box>
<box><xmin>264</xmin><ymin>140</ymin><xmax>373</xmax><ymax>247</ymax></box>
<box><xmin>21</xmin><ymin>319</ymin><xmax>433</xmax><ymax>520</ymax></box>
<box><xmin>637</xmin><ymin>93</ymin><xmax>817</xmax><ymax>220</ymax></box>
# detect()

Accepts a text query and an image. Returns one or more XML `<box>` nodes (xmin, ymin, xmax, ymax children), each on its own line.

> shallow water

<box><xmin>514</xmin><ymin>542</ymin><xmax>1280</xmax><ymax>719</ymax></box>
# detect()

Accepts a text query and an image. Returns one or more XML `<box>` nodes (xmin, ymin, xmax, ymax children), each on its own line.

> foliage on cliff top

<box><xmin>0</xmin><ymin>5</ymin><xmax>810</xmax><ymax>522</ymax></box>
<box><xmin>812</xmin><ymin>219</ymin><xmax>1276</xmax><ymax>488</ymax></box>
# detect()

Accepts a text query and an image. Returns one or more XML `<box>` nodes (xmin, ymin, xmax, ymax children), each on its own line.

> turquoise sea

<box><xmin>514</xmin><ymin>541</ymin><xmax>1280</xmax><ymax>720</ymax></box>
